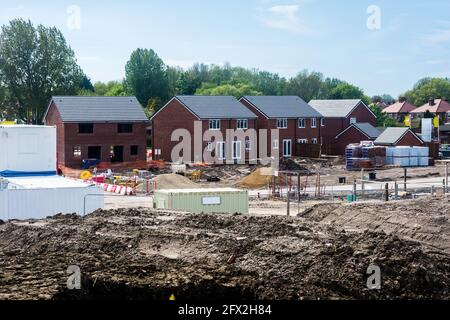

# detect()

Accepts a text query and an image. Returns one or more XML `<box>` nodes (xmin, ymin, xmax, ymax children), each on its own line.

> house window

<box><xmin>130</xmin><ymin>145</ymin><xmax>139</xmax><ymax>156</ymax></box>
<box><xmin>232</xmin><ymin>141</ymin><xmax>242</xmax><ymax>160</ymax></box>
<box><xmin>311</xmin><ymin>118</ymin><xmax>317</xmax><ymax>128</ymax></box>
<box><xmin>207</xmin><ymin>142</ymin><xmax>213</xmax><ymax>152</ymax></box>
<box><xmin>245</xmin><ymin>138</ymin><xmax>251</xmax><ymax>151</ymax></box>
<box><xmin>298</xmin><ymin>139</ymin><xmax>308</xmax><ymax>144</ymax></box>
<box><xmin>350</xmin><ymin>117</ymin><xmax>357</xmax><ymax>124</ymax></box>
<box><xmin>311</xmin><ymin>138</ymin><xmax>318</xmax><ymax>144</ymax></box>
<box><xmin>209</xmin><ymin>119</ymin><xmax>220</xmax><ymax>130</ymax></box>
<box><xmin>78</xmin><ymin>123</ymin><xmax>93</xmax><ymax>134</ymax></box>
<box><xmin>321</xmin><ymin>118</ymin><xmax>325</xmax><ymax>127</ymax></box>
<box><xmin>237</xmin><ymin>119</ymin><xmax>248</xmax><ymax>130</ymax></box>
<box><xmin>273</xmin><ymin>139</ymin><xmax>279</xmax><ymax>150</ymax></box>
<box><xmin>298</xmin><ymin>118</ymin><xmax>305</xmax><ymax>128</ymax></box>
<box><xmin>118</xmin><ymin>123</ymin><xmax>133</xmax><ymax>133</ymax></box>
<box><xmin>277</xmin><ymin>119</ymin><xmax>288</xmax><ymax>129</ymax></box>
<box><xmin>283</xmin><ymin>140</ymin><xmax>292</xmax><ymax>157</ymax></box>
<box><xmin>73</xmin><ymin>146</ymin><xmax>81</xmax><ymax>158</ymax></box>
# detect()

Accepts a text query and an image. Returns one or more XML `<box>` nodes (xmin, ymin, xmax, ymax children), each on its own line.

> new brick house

<box><xmin>151</xmin><ymin>96</ymin><xmax>258</xmax><ymax>163</ymax></box>
<box><xmin>334</xmin><ymin>123</ymin><xmax>381</xmax><ymax>155</ymax></box>
<box><xmin>308</xmin><ymin>99</ymin><xmax>377</xmax><ymax>155</ymax></box>
<box><xmin>239</xmin><ymin>96</ymin><xmax>323</xmax><ymax>158</ymax></box>
<box><xmin>43</xmin><ymin>96</ymin><xmax>148</xmax><ymax>169</ymax></box>
<box><xmin>374</xmin><ymin>127</ymin><xmax>424</xmax><ymax>147</ymax></box>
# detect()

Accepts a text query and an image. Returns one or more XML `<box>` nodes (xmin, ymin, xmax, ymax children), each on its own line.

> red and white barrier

<box><xmin>101</xmin><ymin>183</ymin><xmax>134</xmax><ymax>195</ymax></box>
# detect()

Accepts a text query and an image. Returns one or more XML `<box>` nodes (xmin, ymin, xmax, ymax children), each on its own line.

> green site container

<box><xmin>153</xmin><ymin>188</ymin><xmax>248</xmax><ymax>214</ymax></box>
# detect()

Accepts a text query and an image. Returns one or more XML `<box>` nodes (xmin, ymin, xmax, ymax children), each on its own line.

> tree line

<box><xmin>1</xmin><ymin>19</ymin><xmax>450</xmax><ymax>125</ymax></box>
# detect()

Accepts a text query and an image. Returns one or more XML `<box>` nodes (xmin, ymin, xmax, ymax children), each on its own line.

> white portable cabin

<box><xmin>0</xmin><ymin>125</ymin><xmax>104</xmax><ymax>220</ymax></box>
<box><xmin>0</xmin><ymin>125</ymin><xmax>57</xmax><ymax>176</ymax></box>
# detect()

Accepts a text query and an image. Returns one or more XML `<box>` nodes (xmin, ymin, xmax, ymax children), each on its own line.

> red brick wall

<box><xmin>321</xmin><ymin>102</ymin><xmax>377</xmax><ymax>155</ymax></box>
<box><xmin>239</xmin><ymin>98</ymin><xmax>321</xmax><ymax>158</ymax></box>
<box><xmin>152</xmin><ymin>98</ymin><xmax>257</xmax><ymax>163</ymax></box>
<box><xmin>395</xmin><ymin>132</ymin><xmax>424</xmax><ymax>147</ymax></box>
<box><xmin>333</xmin><ymin>127</ymin><xmax>372</xmax><ymax>156</ymax></box>
<box><xmin>44</xmin><ymin>102</ymin><xmax>65</xmax><ymax>165</ymax></box>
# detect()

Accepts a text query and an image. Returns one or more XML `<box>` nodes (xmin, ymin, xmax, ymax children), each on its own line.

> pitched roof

<box><xmin>412</xmin><ymin>99</ymin><xmax>450</xmax><ymax>113</ymax></box>
<box><xmin>374</xmin><ymin>127</ymin><xmax>422</xmax><ymax>145</ymax></box>
<box><xmin>308</xmin><ymin>99</ymin><xmax>369</xmax><ymax>118</ymax></box>
<box><xmin>45</xmin><ymin>96</ymin><xmax>148</xmax><ymax>123</ymax></box>
<box><xmin>382</xmin><ymin>101</ymin><xmax>417</xmax><ymax>114</ymax></box>
<box><xmin>241</xmin><ymin>96</ymin><xmax>322</xmax><ymax>118</ymax></box>
<box><xmin>175</xmin><ymin>96</ymin><xmax>257</xmax><ymax>119</ymax></box>
<box><xmin>336</xmin><ymin>123</ymin><xmax>381</xmax><ymax>139</ymax></box>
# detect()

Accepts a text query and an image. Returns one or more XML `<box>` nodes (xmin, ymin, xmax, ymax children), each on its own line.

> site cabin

<box><xmin>43</xmin><ymin>96</ymin><xmax>148</xmax><ymax>169</ymax></box>
<box><xmin>151</xmin><ymin>96</ymin><xmax>258</xmax><ymax>164</ymax></box>
<box><xmin>308</xmin><ymin>99</ymin><xmax>377</xmax><ymax>155</ymax></box>
<box><xmin>382</xmin><ymin>98</ymin><xmax>417</xmax><ymax>122</ymax></box>
<box><xmin>374</xmin><ymin>127</ymin><xmax>424</xmax><ymax>147</ymax></box>
<box><xmin>334</xmin><ymin>123</ymin><xmax>381</xmax><ymax>156</ymax></box>
<box><xmin>411</xmin><ymin>99</ymin><xmax>450</xmax><ymax>123</ymax></box>
<box><xmin>239</xmin><ymin>96</ymin><xmax>323</xmax><ymax>158</ymax></box>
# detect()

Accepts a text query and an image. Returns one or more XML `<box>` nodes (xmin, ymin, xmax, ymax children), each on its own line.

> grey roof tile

<box><xmin>47</xmin><ymin>96</ymin><xmax>148</xmax><ymax>123</ymax></box>
<box><xmin>242</xmin><ymin>96</ymin><xmax>322</xmax><ymax>118</ymax></box>
<box><xmin>374</xmin><ymin>127</ymin><xmax>417</xmax><ymax>145</ymax></box>
<box><xmin>309</xmin><ymin>99</ymin><xmax>362</xmax><ymax>118</ymax></box>
<box><xmin>176</xmin><ymin>96</ymin><xmax>257</xmax><ymax>119</ymax></box>
<box><xmin>353</xmin><ymin>123</ymin><xmax>381</xmax><ymax>139</ymax></box>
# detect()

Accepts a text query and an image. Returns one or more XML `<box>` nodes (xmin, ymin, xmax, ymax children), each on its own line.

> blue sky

<box><xmin>1</xmin><ymin>0</ymin><xmax>450</xmax><ymax>97</ymax></box>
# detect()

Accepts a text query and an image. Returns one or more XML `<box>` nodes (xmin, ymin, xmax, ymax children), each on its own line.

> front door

<box><xmin>111</xmin><ymin>146</ymin><xmax>124</xmax><ymax>163</ymax></box>
<box><xmin>283</xmin><ymin>139</ymin><xmax>292</xmax><ymax>157</ymax></box>
<box><xmin>232</xmin><ymin>141</ymin><xmax>242</xmax><ymax>160</ymax></box>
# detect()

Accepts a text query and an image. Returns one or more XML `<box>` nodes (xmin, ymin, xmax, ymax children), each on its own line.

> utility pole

<box><xmin>404</xmin><ymin>168</ymin><xmax>407</xmax><ymax>192</ymax></box>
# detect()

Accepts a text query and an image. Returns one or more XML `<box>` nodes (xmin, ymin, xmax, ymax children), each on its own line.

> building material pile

<box><xmin>386</xmin><ymin>146</ymin><xmax>429</xmax><ymax>167</ymax></box>
<box><xmin>152</xmin><ymin>174</ymin><xmax>200</xmax><ymax>190</ymax></box>
<box><xmin>346</xmin><ymin>142</ymin><xmax>386</xmax><ymax>171</ymax></box>
<box><xmin>239</xmin><ymin>168</ymin><xmax>285</xmax><ymax>189</ymax></box>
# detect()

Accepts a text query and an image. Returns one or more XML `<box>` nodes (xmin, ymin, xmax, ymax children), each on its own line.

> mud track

<box><xmin>0</xmin><ymin>204</ymin><xmax>449</xmax><ymax>300</ymax></box>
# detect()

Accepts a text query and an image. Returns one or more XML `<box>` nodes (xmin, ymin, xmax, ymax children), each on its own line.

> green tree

<box><xmin>125</xmin><ymin>48</ymin><xmax>169</xmax><ymax>106</ymax></box>
<box><xmin>0</xmin><ymin>19</ymin><xmax>85</xmax><ymax>123</ymax></box>
<box><xmin>404</xmin><ymin>78</ymin><xmax>450</xmax><ymax>106</ymax></box>
<box><xmin>285</xmin><ymin>70</ymin><xmax>328</xmax><ymax>102</ymax></box>
<box><xmin>195</xmin><ymin>83</ymin><xmax>262</xmax><ymax>97</ymax></box>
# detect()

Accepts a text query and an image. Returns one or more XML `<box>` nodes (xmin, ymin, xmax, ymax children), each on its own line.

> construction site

<box><xmin>1</xmin><ymin>124</ymin><xmax>450</xmax><ymax>300</ymax></box>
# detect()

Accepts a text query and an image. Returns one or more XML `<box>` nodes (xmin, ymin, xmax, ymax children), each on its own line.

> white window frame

<box><xmin>237</xmin><ymin>119</ymin><xmax>248</xmax><ymax>130</ymax></box>
<box><xmin>216</xmin><ymin>141</ymin><xmax>225</xmax><ymax>160</ymax></box>
<box><xmin>245</xmin><ymin>138</ymin><xmax>251</xmax><ymax>151</ymax></box>
<box><xmin>298</xmin><ymin>139</ymin><xmax>308</xmax><ymax>144</ymax></box>
<box><xmin>311</xmin><ymin>138</ymin><xmax>318</xmax><ymax>144</ymax></box>
<box><xmin>298</xmin><ymin>118</ymin><xmax>305</xmax><ymax>128</ymax></box>
<box><xmin>321</xmin><ymin>118</ymin><xmax>325</xmax><ymax>127</ymax></box>
<box><xmin>277</xmin><ymin>118</ymin><xmax>288</xmax><ymax>129</ymax></box>
<box><xmin>273</xmin><ymin>139</ymin><xmax>279</xmax><ymax>150</ymax></box>
<box><xmin>283</xmin><ymin>139</ymin><xmax>292</xmax><ymax>157</ymax></box>
<box><xmin>311</xmin><ymin>118</ymin><xmax>317</xmax><ymax>128</ymax></box>
<box><xmin>209</xmin><ymin>119</ymin><xmax>221</xmax><ymax>130</ymax></box>
<box><xmin>232</xmin><ymin>141</ymin><xmax>242</xmax><ymax>160</ymax></box>
<box><xmin>73</xmin><ymin>146</ymin><xmax>81</xmax><ymax>158</ymax></box>
<box><xmin>206</xmin><ymin>141</ymin><xmax>213</xmax><ymax>152</ymax></box>
<box><xmin>350</xmin><ymin>117</ymin><xmax>357</xmax><ymax>124</ymax></box>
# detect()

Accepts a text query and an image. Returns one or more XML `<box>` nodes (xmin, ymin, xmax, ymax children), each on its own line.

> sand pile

<box><xmin>153</xmin><ymin>174</ymin><xmax>199</xmax><ymax>190</ymax></box>
<box><xmin>239</xmin><ymin>168</ymin><xmax>285</xmax><ymax>189</ymax></box>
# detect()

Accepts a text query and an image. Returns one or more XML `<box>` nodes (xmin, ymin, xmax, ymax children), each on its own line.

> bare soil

<box><xmin>1</xmin><ymin>201</ymin><xmax>449</xmax><ymax>300</ymax></box>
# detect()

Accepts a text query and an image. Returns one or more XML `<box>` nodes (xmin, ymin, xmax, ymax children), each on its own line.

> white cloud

<box><xmin>260</xmin><ymin>4</ymin><xmax>309</xmax><ymax>34</ymax></box>
<box><xmin>422</xmin><ymin>22</ymin><xmax>450</xmax><ymax>45</ymax></box>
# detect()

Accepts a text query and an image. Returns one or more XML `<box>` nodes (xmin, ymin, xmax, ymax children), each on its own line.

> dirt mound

<box><xmin>238</xmin><ymin>168</ymin><xmax>285</xmax><ymax>189</ymax></box>
<box><xmin>280</xmin><ymin>159</ymin><xmax>310</xmax><ymax>173</ymax></box>
<box><xmin>0</xmin><ymin>208</ymin><xmax>449</xmax><ymax>300</ymax></box>
<box><xmin>299</xmin><ymin>197</ymin><xmax>450</xmax><ymax>254</ymax></box>
<box><xmin>153</xmin><ymin>174</ymin><xmax>199</xmax><ymax>190</ymax></box>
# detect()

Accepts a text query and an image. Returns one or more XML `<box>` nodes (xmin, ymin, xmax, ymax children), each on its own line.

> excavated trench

<box><xmin>54</xmin><ymin>277</ymin><xmax>256</xmax><ymax>301</ymax></box>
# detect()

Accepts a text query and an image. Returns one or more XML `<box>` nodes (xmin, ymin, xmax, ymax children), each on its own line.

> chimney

<box><xmin>429</xmin><ymin>98</ymin><xmax>435</xmax><ymax>106</ymax></box>
<box><xmin>399</xmin><ymin>96</ymin><xmax>406</xmax><ymax>103</ymax></box>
